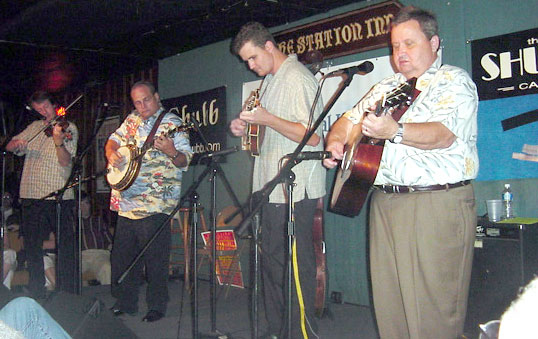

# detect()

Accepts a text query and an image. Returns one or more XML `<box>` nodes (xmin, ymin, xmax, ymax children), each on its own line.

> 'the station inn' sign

<box><xmin>274</xmin><ymin>0</ymin><xmax>403</xmax><ymax>63</ymax></box>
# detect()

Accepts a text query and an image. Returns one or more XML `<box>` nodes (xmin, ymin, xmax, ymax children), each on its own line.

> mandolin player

<box><xmin>229</xmin><ymin>22</ymin><xmax>326</xmax><ymax>339</ymax></box>
<box><xmin>6</xmin><ymin>90</ymin><xmax>79</xmax><ymax>298</ymax></box>
<box><xmin>105</xmin><ymin>81</ymin><xmax>192</xmax><ymax>323</ymax></box>
<box><xmin>324</xmin><ymin>6</ymin><xmax>479</xmax><ymax>338</ymax></box>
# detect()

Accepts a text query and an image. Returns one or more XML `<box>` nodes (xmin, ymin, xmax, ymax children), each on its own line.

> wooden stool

<box><xmin>169</xmin><ymin>207</ymin><xmax>209</xmax><ymax>288</ymax></box>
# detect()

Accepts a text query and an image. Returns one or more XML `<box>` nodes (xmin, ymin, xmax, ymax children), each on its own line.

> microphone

<box><xmin>199</xmin><ymin>146</ymin><xmax>240</xmax><ymax>159</ymax></box>
<box><xmin>328</xmin><ymin>61</ymin><xmax>374</xmax><ymax>77</ymax></box>
<box><xmin>286</xmin><ymin>151</ymin><xmax>332</xmax><ymax>160</ymax></box>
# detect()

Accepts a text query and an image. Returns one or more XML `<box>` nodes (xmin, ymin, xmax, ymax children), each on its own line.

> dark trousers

<box><xmin>261</xmin><ymin>198</ymin><xmax>319</xmax><ymax>338</ymax></box>
<box><xmin>111</xmin><ymin>213</ymin><xmax>170</xmax><ymax>314</ymax></box>
<box><xmin>21</xmin><ymin>199</ymin><xmax>78</xmax><ymax>297</ymax></box>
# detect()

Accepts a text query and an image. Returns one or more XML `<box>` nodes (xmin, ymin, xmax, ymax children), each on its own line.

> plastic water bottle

<box><xmin>501</xmin><ymin>184</ymin><xmax>514</xmax><ymax>219</ymax></box>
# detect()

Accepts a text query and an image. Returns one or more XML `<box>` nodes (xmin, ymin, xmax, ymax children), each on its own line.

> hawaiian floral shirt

<box><xmin>109</xmin><ymin>108</ymin><xmax>192</xmax><ymax>219</ymax></box>
<box><xmin>344</xmin><ymin>54</ymin><xmax>479</xmax><ymax>186</ymax></box>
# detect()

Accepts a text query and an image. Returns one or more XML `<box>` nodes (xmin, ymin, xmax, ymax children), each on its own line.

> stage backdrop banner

<box><xmin>274</xmin><ymin>0</ymin><xmax>403</xmax><ymax>63</ymax></box>
<box><xmin>471</xmin><ymin>27</ymin><xmax>538</xmax><ymax>100</ymax></box>
<box><xmin>163</xmin><ymin>86</ymin><xmax>228</xmax><ymax>164</ymax></box>
<box><xmin>471</xmin><ymin>28</ymin><xmax>538</xmax><ymax>181</ymax></box>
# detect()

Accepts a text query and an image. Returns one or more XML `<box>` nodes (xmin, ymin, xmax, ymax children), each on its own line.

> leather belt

<box><xmin>374</xmin><ymin>180</ymin><xmax>471</xmax><ymax>194</ymax></box>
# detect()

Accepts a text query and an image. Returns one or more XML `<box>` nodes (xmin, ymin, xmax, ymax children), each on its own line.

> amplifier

<box><xmin>465</xmin><ymin>217</ymin><xmax>538</xmax><ymax>337</ymax></box>
<box><xmin>475</xmin><ymin>218</ymin><xmax>522</xmax><ymax>239</ymax></box>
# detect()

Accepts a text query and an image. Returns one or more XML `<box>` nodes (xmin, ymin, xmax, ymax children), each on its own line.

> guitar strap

<box><xmin>390</xmin><ymin>87</ymin><xmax>421</xmax><ymax>123</ymax></box>
<box><xmin>141</xmin><ymin>109</ymin><xmax>166</xmax><ymax>150</ymax></box>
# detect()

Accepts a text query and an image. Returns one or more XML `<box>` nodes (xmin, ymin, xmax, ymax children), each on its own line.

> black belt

<box><xmin>374</xmin><ymin>180</ymin><xmax>471</xmax><ymax>194</ymax></box>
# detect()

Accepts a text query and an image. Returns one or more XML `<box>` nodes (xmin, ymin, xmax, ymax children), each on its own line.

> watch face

<box><xmin>393</xmin><ymin>135</ymin><xmax>403</xmax><ymax>143</ymax></box>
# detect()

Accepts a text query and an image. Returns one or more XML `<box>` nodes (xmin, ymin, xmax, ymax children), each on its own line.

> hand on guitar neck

<box><xmin>153</xmin><ymin>133</ymin><xmax>177</xmax><ymax>158</ymax></box>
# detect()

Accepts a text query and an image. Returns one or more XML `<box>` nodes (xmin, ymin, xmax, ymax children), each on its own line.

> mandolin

<box><xmin>330</xmin><ymin>78</ymin><xmax>417</xmax><ymax>217</ymax></box>
<box><xmin>241</xmin><ymin>89</ymin><xmax>264</xmax><ymax>156</ymax></box>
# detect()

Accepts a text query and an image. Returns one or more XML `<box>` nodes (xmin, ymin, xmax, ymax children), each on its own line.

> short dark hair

<box><xmin>131</xmin><ymin>80</ymin><xmax>156</xmax><ymax>95</ymax></box>
<box><xmin>28</xmin><ymin>90</ymin><xmax>55</xmax><ymax>106</ymax></box>
<box><xmin>392</xmin><ymin>6</ymin><xmax>438</xmax><ymax>40</ymax></box>
<box><xmin>231</xmin><ymin>21</ymin><xmax>276</xmax><ymax>55</ymax></box>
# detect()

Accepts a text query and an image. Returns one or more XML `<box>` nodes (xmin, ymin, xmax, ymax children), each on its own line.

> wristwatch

<box><xmin>390</xmin><ymin>123</ymin><xmax>404</xmax><ymax>144</ymax></box>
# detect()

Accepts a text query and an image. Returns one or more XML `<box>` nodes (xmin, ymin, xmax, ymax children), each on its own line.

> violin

<box><xmin>25</xmin><ymin>94</ymin><xmax>82</xmax><ymax>144</ymax></box>
<box><xmin>44</xmin><ymin>116</ymin><xmax>72</xmax><ymax>140</ymax></box>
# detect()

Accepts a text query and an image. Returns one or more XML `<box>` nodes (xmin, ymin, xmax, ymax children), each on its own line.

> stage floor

<box><xmin>78</xmin><ymin>278</ymin><xmax>377</xmax><ymax>339</ymax></box>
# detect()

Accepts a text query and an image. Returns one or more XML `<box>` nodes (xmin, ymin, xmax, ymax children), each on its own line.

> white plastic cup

<box><xmin>486</xmin><ymin>199</ymin><xmax>503</xmax><ymax>222</ymax></box>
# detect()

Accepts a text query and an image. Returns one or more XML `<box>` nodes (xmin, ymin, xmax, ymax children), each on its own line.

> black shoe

<box><xmin>142</xmin><ymin>310</ymin><xmax>164</xmax><ymax>322</ymax></box>
<box><xmin>110</xmin><ymin>305</ymin><xmax>137</xmax><ymax>317</ymax></box>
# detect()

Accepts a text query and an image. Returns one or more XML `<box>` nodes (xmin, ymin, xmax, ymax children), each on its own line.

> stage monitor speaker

<box><xmin>464</xmin><ymin>221</ymin><xmax>538</xmax><ymax>337</ymax></box>
<box><xmin>42</xmin><ymin>291</ymin><xmax>136</xmax><ymax>339</ymax></box>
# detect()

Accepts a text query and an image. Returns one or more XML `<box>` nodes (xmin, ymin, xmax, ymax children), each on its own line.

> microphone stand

<box><xmin>234</xmin><ymin>70</ymin><xmax>358</xmax><ymax>339</ymax></box>
<box><xmin>41</xmin><ymin>103</ymin><xmax>109</xmax><ymax>295</ymax></box>
<box><xmin>115</xmin><ymin>120</ymin><xmax>241</xmax><ymax>338</ymax></box>
<box><xmin>0</xmin><ymin>102</ymin><xmax>6</xmax><ymax>284</ymax></box>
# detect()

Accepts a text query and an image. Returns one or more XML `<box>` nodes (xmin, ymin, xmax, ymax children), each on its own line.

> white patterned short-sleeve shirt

<box><xmin>343</xmin><ymin>55</ymin><xmax>479</xmax><ymax>186</ymax></box>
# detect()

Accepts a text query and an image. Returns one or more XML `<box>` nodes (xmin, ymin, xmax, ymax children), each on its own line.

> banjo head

<box><xmin>106</xmin><ymin>145</ymin><xmax>139</xmax><ymax>190</ymax></box>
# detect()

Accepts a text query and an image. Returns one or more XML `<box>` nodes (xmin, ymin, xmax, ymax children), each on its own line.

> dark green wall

<box><xmin>159</xmin><ymin>0</ymin><xmax>538</xmax><ymax>305</ymax></box>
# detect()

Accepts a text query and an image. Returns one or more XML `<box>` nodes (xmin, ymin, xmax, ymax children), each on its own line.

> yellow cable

<box><xmin>292</xmin><ymin>237</ymin><xmax>308</xmax><ymax>339</ymax></box>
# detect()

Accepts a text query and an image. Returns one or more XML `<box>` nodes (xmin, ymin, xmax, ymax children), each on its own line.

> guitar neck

<box><xmin>139</xmin><ymin>125</ymin><xmax>183</xmax><ymax>154</ymax></box>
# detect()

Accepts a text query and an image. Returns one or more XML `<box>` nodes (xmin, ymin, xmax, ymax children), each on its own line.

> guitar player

<box><xmin>105</xmin><ymin>81</ymin><xmax>192</xmax><ymax>322</ymax></box>
<box><xmin>229</xmin><ymin>22</ymin><xmax>326</xmax><ymax>339</ymax></box>
<box><xmin>324</xmin><ymin>6</ymin><xmax>479</xmax><ymax>339</ymax></box>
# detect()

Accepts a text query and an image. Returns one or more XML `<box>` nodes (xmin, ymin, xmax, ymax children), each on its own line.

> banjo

<box><xmin>106</xmin><ymin>123</ymin><xmax>191</xmax><ymax>191</ymax></box>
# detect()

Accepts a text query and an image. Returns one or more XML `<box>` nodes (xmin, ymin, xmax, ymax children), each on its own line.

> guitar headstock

<box><xmin>384</xmin><ymin>77</ymin><xmax>416</xmax><ymax>109</ymax></box>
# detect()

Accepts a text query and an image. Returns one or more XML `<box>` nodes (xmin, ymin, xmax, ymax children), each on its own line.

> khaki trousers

<box><xmin>370</xmin><ymin>184</ymin><xmax>476</xmax><ymax>339</ymax></box>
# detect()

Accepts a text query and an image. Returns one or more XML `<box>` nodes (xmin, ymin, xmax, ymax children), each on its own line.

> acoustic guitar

<box><xmin>106</xmin><ymin>123</ymin><xmax>191</xmax><ymax>191</ymax></box>
<box><xmin>330</xmin><ymin>79</ymin><xmax>416</xmax><ymax>217</ymax></box>
<box><xmin>241</xmin><ymin>89</ymin><xmax>264</xmax><ymax>156</ymax></box>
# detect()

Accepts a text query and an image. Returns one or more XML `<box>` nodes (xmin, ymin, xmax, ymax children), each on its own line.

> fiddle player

<box><xmin>229</xmin><ymin>22</ymin><xmax>326</xmax><ymax>338</ymax></box>
<box><xmin>324</xmin><ymin>6</ymin><xmax>478</xmax><ymax>338</ymax></box>
<box><xmin>6</xmin><ymin>90</ymin><xmax>79</xmax><ymax>298</ymax></box>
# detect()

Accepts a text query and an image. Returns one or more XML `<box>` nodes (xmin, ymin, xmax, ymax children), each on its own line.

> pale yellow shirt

<box><xmin>253</xmin><ymin>54</ymin><xmax>326</xmax><ymax>203</ymax></box>
<box><xmin>13</xmin><ymin>120</ymin><xmax>78</xmax><ymax>200</ymax></box>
